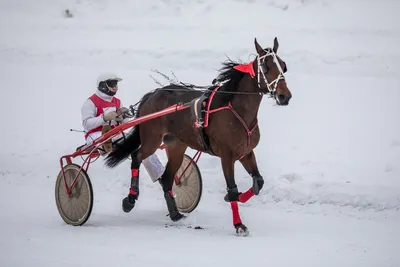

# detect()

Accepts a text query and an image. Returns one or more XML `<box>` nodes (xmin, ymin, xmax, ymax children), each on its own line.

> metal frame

<box><xmin>159</xmin><ymin>143</ymin><xmax>202</xmax><ymax>185</ymax></box>
<box><xmin>59</xmin><ymin>102</ymin><xmax>199</xmax><ymax>197</ymax></box>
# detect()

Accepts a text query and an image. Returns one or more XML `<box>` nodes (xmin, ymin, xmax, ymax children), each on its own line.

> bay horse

<box><xmin>105</xmin><ymin>37</ymin><xmax>292</xmax><ymax>236</ymax></box>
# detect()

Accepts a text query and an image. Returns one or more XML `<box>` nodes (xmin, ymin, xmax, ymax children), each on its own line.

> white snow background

<box><xmin>0</xmin><ymin>0</ymin><xmax>399</xmax><ymax>266</ymax></box>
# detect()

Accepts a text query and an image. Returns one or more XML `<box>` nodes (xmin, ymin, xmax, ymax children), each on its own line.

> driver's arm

<box><xmin>81</xmin><ymin>99</ymin><xmax>105</xmax><ymax>132</ymax></box>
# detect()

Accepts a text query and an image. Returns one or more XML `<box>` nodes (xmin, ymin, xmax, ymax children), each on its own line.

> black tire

<box><xmin>172</xmin><ymin>154</ymin><xmax>202</xmax><ymax>213</ymax></box>
<box><xmin>55</xmin><ymin>164</ymin><xmax>94</xmax><ymax>226</ymax></box>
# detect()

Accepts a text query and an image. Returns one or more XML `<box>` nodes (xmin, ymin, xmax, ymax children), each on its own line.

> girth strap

<box><xmin>190</xmin><ymin>86</ymin><xmax>258</xmax><ymax>157</ymax></box>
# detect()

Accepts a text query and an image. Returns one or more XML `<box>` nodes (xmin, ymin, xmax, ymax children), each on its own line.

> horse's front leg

<box><xmin>221</xmin><ymin>153</ymin><xmax>249</xmax><ymax>236</ymax></box>
<box><xmin>122</xmin><ymin>150</ymin><xmax>142</xmax><ymax>213</ymax></box>
<box><xmin>238</xmin><ymin>150</ymin><xmax>264</xmax><ymax>203</ymax></box>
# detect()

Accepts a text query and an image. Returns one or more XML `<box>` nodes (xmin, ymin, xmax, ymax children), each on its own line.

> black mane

<box><xmin>213</xmin><ymin>59</ymin><xmax>246</xmax><ymax>102</ymax></box>
<box><xmin>155</xmin><ymin>59</ymin><xmax>246</xmax><ymax>98</ymax></box>
<box><xmin>135</xmin><ymin>59</ymin><xmax>246</xmax><ymax>113</ymax></box>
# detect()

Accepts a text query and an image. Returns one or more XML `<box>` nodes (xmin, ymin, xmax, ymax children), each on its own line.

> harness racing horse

<box><xmin>105</xmin><ymin>37</ymin><xmax>292</xmax><ymax>236</ymax></box>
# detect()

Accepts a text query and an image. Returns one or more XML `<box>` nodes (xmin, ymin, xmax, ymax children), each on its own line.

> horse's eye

<box><xmin>283</xmin><ymin>62</ymin><xmax>287</xmax><ymax>73</ymax></box>
<box><xmin>260</xmin><ymin>64</ymin><xmax>268</xmax><ymax>74</ymax></box>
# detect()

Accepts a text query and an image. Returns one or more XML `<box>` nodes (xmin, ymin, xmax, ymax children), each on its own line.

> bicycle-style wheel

<box><xmin>172</xmin><ymin>154</ymin><xmax>202</xmax><ymax>213</ymax></box>
<box><xmin>55</xmin><ymin>164</ymin><xmax>93</xmax><ymax>226</ymax></box>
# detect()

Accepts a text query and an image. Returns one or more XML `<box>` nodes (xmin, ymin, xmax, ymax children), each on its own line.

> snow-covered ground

<box><xmin>0</xmin><ymin>0</ymin><xmax>399</xmax><ymax>266</ymax></box>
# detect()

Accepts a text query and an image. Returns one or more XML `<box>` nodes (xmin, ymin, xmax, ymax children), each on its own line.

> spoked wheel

<box><xmin>172</xmin><ymin>154</ymin><xmax>202</xmax><ymax>213</ymax></box>
<box><xmin>55</xmin><ymin>164</ymin><xmax>94</xmax><ymax>226</ymax></box>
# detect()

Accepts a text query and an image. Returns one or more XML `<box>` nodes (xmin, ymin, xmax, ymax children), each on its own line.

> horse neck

<box><xmin>231</xmin><ymin>74</ymin><xmax>263</xmax><ymax>125</ymax></box>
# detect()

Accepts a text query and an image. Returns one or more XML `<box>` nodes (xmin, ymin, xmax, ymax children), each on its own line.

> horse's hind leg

<box><xmin>122</xmin><ymin>149</ymin><xmax>142</xmax><ymax>212</ymax></box>
<box><xmin>122</xmin><ymin>124</ymin><xmax>164</xmax><ymax>213</ymax></box>
<box><xmin>160</xmin><ymin>138</ymin><xmax>187</xmax><ymax>222</ymax></box>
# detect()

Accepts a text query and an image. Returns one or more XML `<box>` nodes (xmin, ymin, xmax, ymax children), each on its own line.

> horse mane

<box><xmin>213</xmin><ymin>59</ymin><xmax>245</xmax><ymax>102</ymax></box>
<box><xmin>134</xmin><ymin>59</ymin><xmax>245</xmax><ymax>115</ymax></box>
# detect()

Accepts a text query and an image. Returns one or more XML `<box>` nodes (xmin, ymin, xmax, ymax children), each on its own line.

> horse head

<box><xmin>254</xmin><ymin>37</ymin><xmax>292</xmax><ymax>106</ymax></box>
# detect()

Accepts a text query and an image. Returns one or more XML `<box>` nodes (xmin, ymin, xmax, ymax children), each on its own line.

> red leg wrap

<box><xmin>131</xmin><ymin>168</ymin><xmax>139</xmax><ymax>177</ymax></box>
<box><xmin>129</xmin><ymin>188</ymin><xmax>137</xmax><ymax>195</ymax></box>
<box><xmin>238</xmin><ymin>188</ymin><xmax>255</xmax><ymax>203</ymax></box>
<box><xmin>230</xmin><ymin>201</ymin><xmax>242</xmax><ymax>225</ymax></box>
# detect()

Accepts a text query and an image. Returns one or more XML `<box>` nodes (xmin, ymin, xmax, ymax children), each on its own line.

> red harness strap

<box><xmin>202</xmin><ymin>86</ymin><xmax>258</xmax><ymax>154</ymax></box>
<box><xmin>84</xmin><ymin>94</ymin><xmax>121</xmax><ymax>139</ymax></box>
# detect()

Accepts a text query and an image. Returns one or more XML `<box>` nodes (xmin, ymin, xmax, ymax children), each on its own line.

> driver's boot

<box><xmin>101</xmin><ymin>125</ymin><xmax>113</xmax><ymax>153</ymax></box>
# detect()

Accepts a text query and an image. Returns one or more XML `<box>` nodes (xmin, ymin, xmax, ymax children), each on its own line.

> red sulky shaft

<box><xmin>72</xmin><ymin>102</ymin><xmax>191</xmax><ymax>157</ymax></box>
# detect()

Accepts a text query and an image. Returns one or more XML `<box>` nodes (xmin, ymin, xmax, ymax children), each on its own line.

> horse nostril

<box><xmin>278</xmin><ymin>94</ymin><xmax>286</xmax><ymax>103</ymax></box>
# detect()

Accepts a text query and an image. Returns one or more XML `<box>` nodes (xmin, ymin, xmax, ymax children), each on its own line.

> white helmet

<box><xmin>97</xmin><ymin>72</ymin><xmax>122</xmax><ymax>96</ymax></box>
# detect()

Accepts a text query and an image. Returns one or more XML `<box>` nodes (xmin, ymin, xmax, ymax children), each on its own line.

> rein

<box><xmin>153</xmin><ymin>49</ymin><xmax>286</xmax><ymax>99</ymax></box>
<box><xmin>129</xmin><ymin>50</ymin><xmax>285</xmax><ymax>114</ymax></box>
<box><xmin>155</xmin><ymin>87</ymin><xmax>266</xmax><ymax>96</ymax></box>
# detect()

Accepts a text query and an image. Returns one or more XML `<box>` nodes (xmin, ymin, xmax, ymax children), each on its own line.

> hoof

<box><xmin>122</xmin><ymin>194</ymin><xmax>136</xmax><ymax>213</ymax></box>
<box><xmin>234</xmin><ymin>223</ymin><xmax>249</xmax><ymax>237</ymax></box>
<box><xmin>252</xmin><ymin>175</ymin><xmax>264</xmax><ymax>195</ymax></box>
<box><xmin>224</xmin><ymin>193</ymin><xmax>229</xmax><ymax>202</ymax></box>
<box><xmin>170</xmin><ymin>212</ymin><xmax>186</xmax><ymax>222</ymax></box>
<box><xmin>164</xmin><ymin>191</ymin><xmax>186</xmax><ymax>222</ymax></box>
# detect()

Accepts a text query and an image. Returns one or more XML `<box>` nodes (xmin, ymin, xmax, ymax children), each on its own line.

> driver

<box><xmin>80</xmin><ymin>72</ymin><xmax>165</xmax><ymax>191</ymax></box>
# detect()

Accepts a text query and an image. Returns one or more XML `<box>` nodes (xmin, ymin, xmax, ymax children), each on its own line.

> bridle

<box><xmin>255</xmin><ymin>48</ymin><xmax>286</xmax><ymax>100</ymax></box>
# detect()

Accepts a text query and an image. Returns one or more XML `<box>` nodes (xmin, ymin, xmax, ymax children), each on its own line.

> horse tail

<box><xmin>104</xmin><ymin>124</ymin><xmax>141</xmax><ymax>168</ymax></box>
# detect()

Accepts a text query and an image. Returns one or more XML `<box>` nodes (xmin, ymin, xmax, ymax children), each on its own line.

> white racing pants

<box><xmin>85</xmin><ymin>131</ymin><xmax>165</xmax><ymax>182</ymax></box>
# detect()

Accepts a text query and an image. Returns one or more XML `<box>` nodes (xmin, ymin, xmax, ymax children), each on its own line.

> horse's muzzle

<box><xmin>277</xmin><ymin>93</ymin><xmax>291</xmax><ymax>106</ymax></box>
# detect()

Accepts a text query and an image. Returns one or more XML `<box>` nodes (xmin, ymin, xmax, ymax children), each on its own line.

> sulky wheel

<box><xmin>172</xmin><ymin>154</ymin><xmax>202</xmax><ymax>213</ymax></box>
<box><xmin>55</xmin><ymin>164</ymin><xmax>94</xmax><ymax>226</ymax></box>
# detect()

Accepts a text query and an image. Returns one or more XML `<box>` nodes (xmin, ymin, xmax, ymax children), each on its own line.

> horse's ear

<box><xmin>254</xmin><ymin>38</ymin><xmax>263</xmax><ymax>55</ymax></box>
<box><xmin>273</xmin><ymin>37</ymin><xmax>279</xmax><ymax>53</ymax></box>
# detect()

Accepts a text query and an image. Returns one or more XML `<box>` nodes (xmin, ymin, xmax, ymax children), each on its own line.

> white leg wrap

<box><xmin>142</xmin><ymin>154</ymin><xmax>165</xmax><ymax>182</ymax></box>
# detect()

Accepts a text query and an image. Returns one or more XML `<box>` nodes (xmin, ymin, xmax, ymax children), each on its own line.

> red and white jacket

<box><xmin>81</xmin><ymin>90</ymin><xmax>127</xmax><ymax>139</ymax></box>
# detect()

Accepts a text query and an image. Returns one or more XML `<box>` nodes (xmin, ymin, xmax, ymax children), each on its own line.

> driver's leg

<box><xmin>85</xmin><ymin>131</ymin><xmax>102</xmax><ymax>145</ymax></box>
<box><xmin>142</xmin><ymin>154</ymin><xmax>165</xmax><ymax>183</ymax></box>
